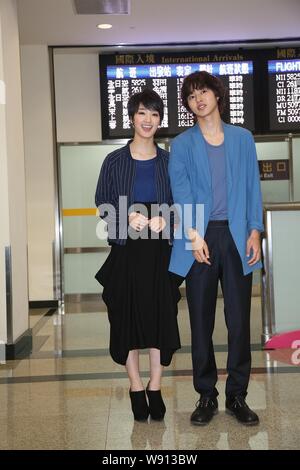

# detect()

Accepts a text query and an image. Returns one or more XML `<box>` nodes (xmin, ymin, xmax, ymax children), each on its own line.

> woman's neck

<box><xmin>130</xmin><ymin>136</ymin><xmax>157</xmax><ymax>160</ymax></box>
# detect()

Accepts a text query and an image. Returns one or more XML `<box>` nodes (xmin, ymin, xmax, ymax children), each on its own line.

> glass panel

<box><xmin>60</xmin><ymin>144</ymin><xmax>123</xmax><ymax>295</ymax></box>
<box><xmin>60</xmin><ymin>144</ymin><xmax>122</xmax><ymax>209</ymax></box>
<box><xmin>292</xmin><ymin>137</ymin><xmax>300</xmax><ymax>202</ymax></box>
<box><xmin>64</xmin><ymin>252</ymin><xmax>109</xmax><ymax>294</ymax></box>
<box><xmin>255</xmin><ymin>141</ymin><xmax>290</xmax><ymax>203</ymax></box>
<box><xmin>60</xmin><ymin>142</ymin><xmax>169</xmax><ymax>295</ymax></box>
<box><xmin>63</xmin><ymin>216</ymin><xmax>107</xmax><ymax>248</ymax></box>
<box><xmin>271</xmin><ymin>210</ymin><xmax>300</xmax><ymax>332</ymax></box>
<box><xmin>60</xmin><ymin>140</ymin><xmax>296</xmax><ymax>299</ymax></box>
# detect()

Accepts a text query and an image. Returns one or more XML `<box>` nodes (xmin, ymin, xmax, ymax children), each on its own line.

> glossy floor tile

<box><xmin>0</xmin><ymin>296</ymin><xmax>299</xmax><ymax>450</ymax></box>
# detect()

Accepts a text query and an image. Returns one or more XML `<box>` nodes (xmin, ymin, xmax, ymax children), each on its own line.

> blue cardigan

<box><xmin>95</xmin><ymin>141</ymin><xmax>174</xmax><ymax>245</ymax></box>
<box><xmin>168</xmin><ymin>123</ymin><xmax>264</xmax><ymax>277</ymax></box>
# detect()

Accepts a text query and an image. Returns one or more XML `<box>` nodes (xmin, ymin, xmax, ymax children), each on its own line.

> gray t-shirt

<box><xmin>206</xmin><ymin>141</ymin><xmax>228</xmax><ymax>220</ymax></box>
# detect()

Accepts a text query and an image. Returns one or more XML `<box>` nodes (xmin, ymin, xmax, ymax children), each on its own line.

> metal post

<box><xmin>5</xmin><ymin>246</ymin><xmax>13</xmax><ymax>343</ymax></box>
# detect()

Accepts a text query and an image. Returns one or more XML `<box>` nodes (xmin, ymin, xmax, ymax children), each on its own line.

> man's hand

<box><xmin>188</xmin><ymin>228</ymin><xmax>211</xmax><ymax>265</ymax></box>
<box><xmin>129</xmin><ymin>212</ymin><xmax>148</xmax><ymax>231</ymax></box>
<box><xmin>246</xmin><ymin>229</ymin><xmax>261</xmax><ymax>266</ymax></box>
<box><xmin>148</xmin><ymin>216</ymin><xmax>166</xmax><ymax>233</ymax></box>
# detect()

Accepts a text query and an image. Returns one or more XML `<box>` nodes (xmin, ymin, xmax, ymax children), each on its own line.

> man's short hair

<box><xmin>181</xmin><ymin>71</ymin><xmax>226</xmax><ymax>114</ymax></box>
<box><xmin>128</xmin><ymin>88</ymin><xmax>164</xmax><ymax>122</ymax></box>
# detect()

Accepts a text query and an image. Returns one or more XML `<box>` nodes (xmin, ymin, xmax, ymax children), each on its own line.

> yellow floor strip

<box><xmin>62</xmin><ymin>208</ymin><xmax>98</xmax><ymax>216</ymax></box>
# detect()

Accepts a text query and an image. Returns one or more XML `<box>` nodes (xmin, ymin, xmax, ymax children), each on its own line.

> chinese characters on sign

<box><xmin>103</xmin><ymin>60</ymin><xmax>255</xmax><ymax>138</ymax></box>
<box><xmin>259</xmin><ymin>160</ymin><xmax>290</xmax><ymax>181</ymax></box>
<box><xmin>268</xmin><ymin>59</ymin><xmax>300</xmax><ymax>131</ymax></box>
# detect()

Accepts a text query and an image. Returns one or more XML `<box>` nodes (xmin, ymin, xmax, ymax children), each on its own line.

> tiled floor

<box><xmin>0</xmin><ymin>297</ymin><xmax>299</xmax><ymax>450</ymax></box>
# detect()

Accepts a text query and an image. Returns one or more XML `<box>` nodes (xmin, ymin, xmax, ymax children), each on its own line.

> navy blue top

<box><xmin>206</xmin><ymin>141</ymin><xmax>228</xmax><ymax>220</ymax></box>
<box><xmin>133</xmin><ymin>157</ymin><xmax>157</xmax><ymax>202</ymax></box>
<box><xmin>95</xmin><ymin>141</ymin><xmax>175</xmax><ymax>244</ymax></box>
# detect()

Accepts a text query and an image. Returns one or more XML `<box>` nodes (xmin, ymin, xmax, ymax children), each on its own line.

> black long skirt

<box><xmin>95</xmin><ymin>233</ymin><xmax>182</xmax><ymax>366</ymax></box>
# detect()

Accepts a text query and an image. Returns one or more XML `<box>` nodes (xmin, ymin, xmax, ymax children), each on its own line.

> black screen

<box><xmin>268</xmin><ymin>59</ymin><xmax>300</xmax><ymax>131</ymax></box>
<box><xmin>100</xmin><ymin>55</ymin><xmax>255</xmax><ymax>139</ymax></box>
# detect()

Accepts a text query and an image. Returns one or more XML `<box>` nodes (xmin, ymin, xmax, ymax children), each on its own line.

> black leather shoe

<box><xmin>190</xmin><ymin>396</ymin><xmax>218</xmax><ymax>426</ymax></box>
<box><xmin>146</xmin><ymin>387</ymin><xmax>166</xmax><ymax>421</ymax></box>
<box><xmin>226</xmin><ymin>396</ymin><xmax>259</xmax><ymax>426</ymax></box>
<box><xmin>129</xmin><ymin>390</ymin><xmax>149</xmax><ymax>422</ymax></box>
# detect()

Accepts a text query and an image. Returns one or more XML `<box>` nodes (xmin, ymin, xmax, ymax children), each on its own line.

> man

<box><xmin>169</xmin><ymin>71</ymin><xmax>263</xmax><ymax>426</ymax></box>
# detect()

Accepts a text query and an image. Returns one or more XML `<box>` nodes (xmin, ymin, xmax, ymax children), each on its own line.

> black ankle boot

<box><xmin>129</xmin><ymin>390</ymin><xmax>149</xmax><ymax>422</ymax></box>
<box><xmin>146</xmin><ymin>387</ymin><xmax>166</xmax><ymax>421</ymax></box>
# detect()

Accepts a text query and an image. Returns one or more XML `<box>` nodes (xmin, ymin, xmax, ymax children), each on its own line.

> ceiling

<box><xmin>17</xmin><ymin>0</ymin><xmax>300</xmax><ymax>47</ymax></box>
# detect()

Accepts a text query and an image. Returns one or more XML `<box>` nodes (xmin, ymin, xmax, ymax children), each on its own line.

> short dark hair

<box><xmin>128</xmin><ymin>88</ymin><xmax>164</xmax><ymax>122</ymax></box>
<box><xmin>181</xmin><ymin>71</ymin><xmax>226</xmax><ymax>114</ymax></box>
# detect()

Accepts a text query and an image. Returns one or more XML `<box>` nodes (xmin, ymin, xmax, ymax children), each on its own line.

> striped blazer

<box><xmin>95</xmin><ymin>141</ymin><xmax>174</xmax><ymax>245</ymax></box>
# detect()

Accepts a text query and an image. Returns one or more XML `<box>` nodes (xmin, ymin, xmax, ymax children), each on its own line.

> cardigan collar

<box><xmin>191</xmin><ymin>121</ymin><xmax>233</xmax><ymax>198</ymax></box>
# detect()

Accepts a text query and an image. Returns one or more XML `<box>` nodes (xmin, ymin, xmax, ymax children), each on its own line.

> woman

<box><xmin>95</xmin><ymin>89</ymin><xmax>181</xmax><ymax>422</ymax></box>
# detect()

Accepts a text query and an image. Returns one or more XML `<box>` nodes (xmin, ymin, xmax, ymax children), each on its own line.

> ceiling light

<box><xmin>97</xmin><ymin>23</ymin><xmax>112</xmax><ymax>29</ymax></box>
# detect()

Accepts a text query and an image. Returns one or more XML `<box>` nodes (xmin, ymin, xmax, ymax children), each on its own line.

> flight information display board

<box><xmin>100</xmin><ymin>53</ymin><xmax>255</xmax><ymax>139</ymax></box>
<box><xmin>268</xmin><ymin>59</ymin><xmax>300</xmax><ymax>131</ymax></box>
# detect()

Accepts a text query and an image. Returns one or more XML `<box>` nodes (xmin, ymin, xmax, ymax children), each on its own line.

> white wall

<box><xmin>19</xmin><ymin>48</ymin><xmax>102</xmax><ymax>302</ymax></box>
<box><xmin>0</xmin><ymin>7</ymin><xmax>9</xmax><ymax>343</ymax></box>
<box><xmin>53</xmin><ymin>51</ymin><xmax>101</xmax><ymax>143</ymax></box>
<box><xmin>20</xmin><ymin>45</ymin><xmax>56</xmax><ymax>301</ymax></box>
<box><xmin>0</xmin><ymin>0</ymin><xmax>28</xmax><ymax>342</ymax></box>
